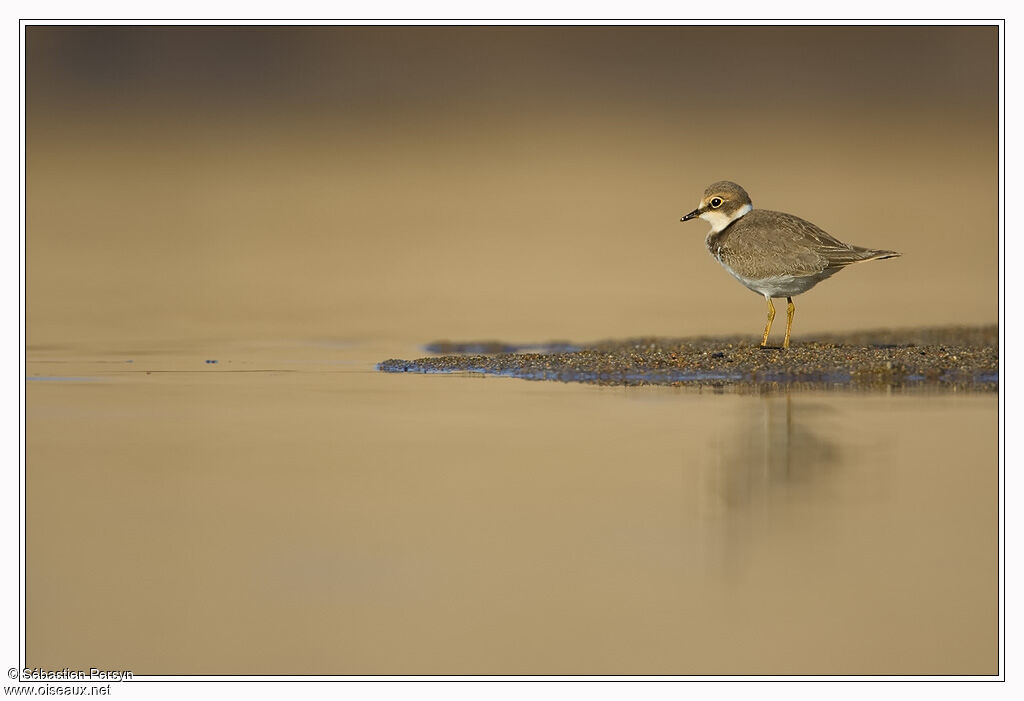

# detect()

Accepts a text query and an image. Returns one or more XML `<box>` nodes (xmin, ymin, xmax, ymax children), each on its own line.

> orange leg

<box><xmin>761</xmin><ymin>297</ymin><xmax>776</xmax><ymax>347</ymax></box>
<box><xmin>783</xmin><ymin>297</ymin><xmax>795</xmax><ymax>349</ymax></box>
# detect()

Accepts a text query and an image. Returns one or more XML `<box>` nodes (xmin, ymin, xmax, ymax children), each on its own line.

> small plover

<box><xmin>680</xmin><ymin>181</ymin><xmax>900</xmax><ymax>349</ymax></box>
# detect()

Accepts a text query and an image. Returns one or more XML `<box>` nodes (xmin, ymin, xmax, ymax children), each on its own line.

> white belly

<box><xmin>717</xmin><ymin>260</ymin><xmax>825</xmax><ymax>298</ymax></box>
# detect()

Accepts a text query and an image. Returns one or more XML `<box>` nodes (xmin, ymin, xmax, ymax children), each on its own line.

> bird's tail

<box><xmin>827</xmin><ymin>246</ymin><xmax>901</xmax><ymax>268</ymax></box>
<box><xmin>853</xmin><ymin>246</ymin><xmax>901</xmax><ymax>262</ymax></box>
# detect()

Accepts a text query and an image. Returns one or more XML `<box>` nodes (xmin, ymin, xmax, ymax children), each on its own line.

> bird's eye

<box><xmin>710</xmin><ymin>197</ymin><xmax>723</xmax><ymax>208</ymax></box>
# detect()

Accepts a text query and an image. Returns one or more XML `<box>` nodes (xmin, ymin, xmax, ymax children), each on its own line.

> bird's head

<box><xmin>680</xmin><ymin>181</ymin><xmax>753</xmax><ymax>233</ymax></box>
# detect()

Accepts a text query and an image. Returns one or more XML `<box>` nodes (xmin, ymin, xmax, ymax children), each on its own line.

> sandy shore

<box><xmin>379</xmin><ymin>325</ymin><xmax>998</xmax><ymax>391</ymax></box>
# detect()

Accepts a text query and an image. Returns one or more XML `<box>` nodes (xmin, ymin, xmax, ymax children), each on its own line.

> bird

<box><xmin>680</xmin><ymin>181</ymin><xmax>900</xmax><ymax>349</ymax></box>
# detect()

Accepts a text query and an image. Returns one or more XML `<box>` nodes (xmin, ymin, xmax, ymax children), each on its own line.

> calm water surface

<box><xmin>26</xmin><ymin>339</ymin><xmax>997</xmax><ymax>675</ymax></box>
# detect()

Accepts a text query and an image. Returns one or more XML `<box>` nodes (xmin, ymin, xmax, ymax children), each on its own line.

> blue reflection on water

<box><xmin>378</xmin><ymin>361</ymin><xmax>998</xmax><ymax>388</ymax></box>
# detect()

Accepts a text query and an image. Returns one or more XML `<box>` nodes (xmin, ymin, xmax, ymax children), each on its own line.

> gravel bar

<box><xmin>378</xmin><ymin>325</ymin><xmax>998</xmax><ymax>391</ymax></box>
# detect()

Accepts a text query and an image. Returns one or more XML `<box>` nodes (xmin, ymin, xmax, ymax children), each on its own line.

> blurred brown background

<box><xmin>27</xmin><ymin>25</ymin><xmax>998</xmax><ymax>346</ymax></box>
<box><xmin>25</xmin><ymin>26</ymin><xmax>999</xmax><ymax>675</ymax></box>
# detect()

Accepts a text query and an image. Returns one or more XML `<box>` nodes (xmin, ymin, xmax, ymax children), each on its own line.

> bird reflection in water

<box><xmin>699</xmin><ymin>393</ymin><xmax>841</xmax><ymax>574</ymax></box>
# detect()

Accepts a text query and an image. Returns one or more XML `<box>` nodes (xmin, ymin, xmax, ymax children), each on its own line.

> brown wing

<box><xmin>716</xmin><ymin>209</ymin><xmax>898</xmax><ymax>279</ymax></box>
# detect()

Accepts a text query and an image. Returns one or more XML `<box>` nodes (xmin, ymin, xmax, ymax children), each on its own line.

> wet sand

<box><xmin>380</xmin><ymin>325</ymin><xmax>998</xmax><ymax>390</ymax></box>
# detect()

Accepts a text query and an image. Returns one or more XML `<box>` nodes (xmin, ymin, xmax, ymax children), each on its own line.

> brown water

<box><xmin>25</xmin><ymin>25</ymin><xmax>999</xmax><ymax>676</ymax></box>
<box><xmin>27</xmin><ymin>339</ymin><xmax>997</xmax><ymax>675</ymax></box>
